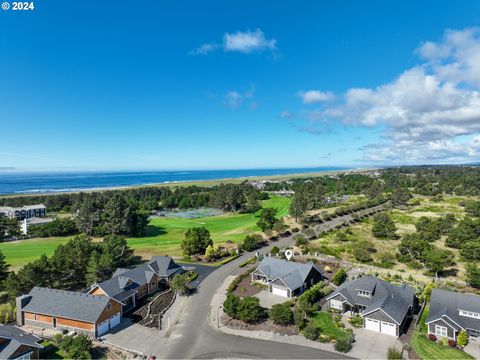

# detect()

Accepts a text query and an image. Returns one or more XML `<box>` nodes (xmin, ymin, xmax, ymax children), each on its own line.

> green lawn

<box><xmin>412</xmin><ymin>305</ymin><xmax>473</xmax><ymax>360</ymax></box>
<box><xmin>309</xmin><ymin>311</ymin><xmax>349</xmax><ymax>340</ymax></box>
<box><xmin>127</xmin><ymin>195</ymin><xmax>291</xmax><ymax>257</ymax></box>
<box><xmin>0</xmin><ymin>236</ymin><xmax>72</xmax><ymax>269</ymax></box>
<box><xmin>0</xmin><ymin>196</ymin><xmax>291</xmax><ymax>267</ymax></box>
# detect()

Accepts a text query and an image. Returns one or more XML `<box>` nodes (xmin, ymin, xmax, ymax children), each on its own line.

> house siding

<box><xmin>364</xmin><ymin>309</ymin><xmax>400</xmax><ymax>336</ymax></box>
<box><xmin>148</xmin><ymin>274</ymin><xmax>159</xmax><ymax>294</ymax></box>
<box><xmin>95</xmin><ymin>299</ymin><xmax>122</xmax><ymax>325</ymax></box>
<box><xmin>305</xmin><ymin>267</ymin><xmax>323</xmax><ymax>287</ymax></box>
<box><xmin>89</xmin><ymin>287</ymin><xmax>106</xmax><ymax>296</ymax></box>
<box><xmin>428</xmin><ymin>319</ymin><xmax>456</xmax><ymax>339</ymax></box>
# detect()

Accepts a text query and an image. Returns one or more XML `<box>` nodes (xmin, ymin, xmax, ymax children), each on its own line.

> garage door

<box><xmin>109</xmin><ymin>313</ymin><xmax>121</xmax><ymax>329</ymax></box>
<box><xmin>381</xmin><ymin>321</ymin><xmax>397</xmax><ymax>336</ymax></box>
<box><xmin>97</xmin><ymin>320</ymin><xmax>109</xmax><ymax>336</ymax></box>
<box><xmin>271</xmin><ymin>285</ymin><xmax>289</xmax><ymax>298</ymax></box>
<box><xmin>365</xmin><ymin>318</ymin><xmax>380</xmax><ymax>332</ymax></box>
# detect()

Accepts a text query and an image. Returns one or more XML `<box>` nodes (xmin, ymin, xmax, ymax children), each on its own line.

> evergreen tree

<box><xmin>0</xmin><ymin>250</ymin><xmax>10</xmax><ymax>282</ymax></box>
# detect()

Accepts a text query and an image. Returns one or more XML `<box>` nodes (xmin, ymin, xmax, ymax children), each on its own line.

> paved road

<box><xmin>160</xmin><ymin>204</ymin><xmax>388</xmax><ymax>359</ymax></box>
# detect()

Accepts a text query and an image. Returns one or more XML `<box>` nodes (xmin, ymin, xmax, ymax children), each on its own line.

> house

<box><xmin>16</xmin><ymin>287</ymin><xmax>123</xmax><ymax>338</ymax></box>
<box><xmin>20</xmin><ymin>217</ymin><xmax>54</xmax><ymax>235</ymax></box>
<box><xmin>0</xmin><ymin>205</ymin><xmax>46</xmax><ymax>220</ymax></box>
<box><xmin>0</xmin><ymin>324</ymin><xmax>43</xmax><ymax>360</ymax></box>
<box><xmin>87</xmin><ymin>256</ymin><xmax>184</xmax><ymax>311</ymax></box>
<box><xmin>251</xmin><ymin>257</ymin><xmax>323</xmax><ymax>298</ymax></box>
<box><xmin>326</xmin><ymin>277</ymin><xmax>416</xmax><ymax>337</ymax></box>
<box><xmin>426</xmin><ymin>288</ymin><xmax>480</xmax><ymax>341</ymax></box>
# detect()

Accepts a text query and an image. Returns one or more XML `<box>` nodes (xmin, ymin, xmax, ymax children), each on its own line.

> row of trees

<box><xmin>1</xmin><ymin>234</ymin><xmax>134</xmax><ymax>299</ymax></box>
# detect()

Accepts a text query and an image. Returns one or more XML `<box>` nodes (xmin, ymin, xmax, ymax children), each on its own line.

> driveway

<box><xmin>465</xmin><ymin>340</ymin><xmax>480</xmax><ymax>359</ymax></box>
<box><xmin>256</xmin><ymin>290</ymin><xmax>289</xmax><ymax>308</ymax></box>
<box><xmin>349</xmin><ymin>328</ymin><xmax>400</xmax><ymax>359</ymax></box>
<box><xmin>177</xmin><ymin>262</ymin><xmax>218</xmax><ymax>290</ymax></box>
<box><xmin>101</xmin><ymin>318</ymin><xmax>166</xmax><ymax>357</ymax></box>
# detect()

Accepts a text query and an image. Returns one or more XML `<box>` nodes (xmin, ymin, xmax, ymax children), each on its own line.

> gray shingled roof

<box><xmin>22</xmin><ymin>287</ymin><xmax>112</xmax><ymax>323</ymax></box>
<box><xmin>0</xmin><ymin>324</ymin><xmax>43</xmax><ymax>360</ymax></box>
<box><xmin>254</xmin><ymin>257</ymin><xmax>322</xmax><ymax>290</ymax></box>
<box><xmin>93</xmin><ymin>256</ymin><xmax>183</xmax><ymax>300</ymax></box>
<box><xmin>148</xmin><ymin>256</ymin><xmax>183</xmax><ymax>277</ymax></box>
<box><xmin>426</xmin><ymin>288</ymin><xmax>480</xmax><ymax>331</ymax></box>
<box><xmin>328</xmin><ymin>277</ymin><xmax>415</xmax><ymax>324</ymax></box>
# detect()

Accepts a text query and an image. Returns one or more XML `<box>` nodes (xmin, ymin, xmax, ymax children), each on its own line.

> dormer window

<box><xmin>459</xmin><ymin>310</ymin><xmax>480</xmax><ymax>319</ymax></box>
<box><xmin>357</xmin><ymin>290</ymin><xmax>371</xmax><ymax>297</ymax></box>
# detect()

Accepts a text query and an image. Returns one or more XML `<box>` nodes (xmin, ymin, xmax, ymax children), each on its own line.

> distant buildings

<box><xmin>0</xmin><ymin>204</ymin><xmax>51</xmax><ymax>236</ymax></box>
<box><xmin>0</xmin><ymin>204</ymin><xmax>46</xmax><ymax>220</ymax></box>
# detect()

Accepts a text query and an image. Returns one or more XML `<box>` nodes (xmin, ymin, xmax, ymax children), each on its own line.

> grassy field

<box><xmin>412</xmin><ymin>306</ymin><xmax>473</xmax><ymax>360</ymax></box>
<box><xmin>127</xmin><ymin>195</ymin><xmax>291</xmax><ymax>257</ymax></box>
<box><xmin>0</xmin><ymin>196</ymin><xmax>291</xmax><ymax>269</ymax></box>
<box><xmin>0</xmin><ymin>236</ymin><xmax>72</xmax><ymax>268</ymax></box>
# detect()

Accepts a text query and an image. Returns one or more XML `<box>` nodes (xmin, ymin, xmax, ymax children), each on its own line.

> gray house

<box><xmin>87</xmin><ymin>256</ymin><xmax>184</xmax><ymax>311</ymax></box>
<box><xmin>251</xmin><ymin>257</ymin><xmax>323</xmax><ymax>298</ymax></box>
<box><xmin>0</xmin><ymin>324</ymin><xmax>43</xmax><ymax>360</ymax></box>
<box><xmin>426</xmin><ymin>288</ymin><xmax>480</xmax><ymax>341</ymax></box>
<box><xmin>326</xmin><ymin>277</ymin><xmax>416</xmax><ymax>337</ymax></box>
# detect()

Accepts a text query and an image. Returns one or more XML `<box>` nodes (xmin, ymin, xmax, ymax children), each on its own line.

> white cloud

<box><xmin>191</xmin><ymin>29</ymin><xmax>277</xmax><ymax>56</ymax></box>
<box><xmin>298</xmin><ymin>90</ymin><xmax>335</xmax><ymax>104</ymax></box>
<box><xmin>300</xmin><ymin>27</ymin><xmax>480</xmax><ymax>164</ymax></box>
<box><xmin>223</xmin><ymin>86</ymin><xmax>256</xmax><ymax>109</ymax></box>
<box><xmin>223</xmin><ymin>29</ymin><xmax>276</xmax><ymax>53</ymax></box>
<box><xmin>189</xmin><ymin>43</ymin><xmax>219</xmax><ymax>55</ymax></box>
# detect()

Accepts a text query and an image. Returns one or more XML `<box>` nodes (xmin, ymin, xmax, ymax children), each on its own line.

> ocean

<box><xmin>0</xmin><ymin>167</ymin><xmax>350</xmax><ymax>195</ymax></box>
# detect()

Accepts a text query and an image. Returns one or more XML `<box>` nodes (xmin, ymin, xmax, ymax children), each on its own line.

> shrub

<box><xmin>331</xmin><ymin>268</ymin><xmax>347</xmax><ymax>286</ymax></box>
<box><xmin>270</xmin><ymin>246</ymin><xmax>280</xmax><ymax>255</ymax></box>
<box><xmin>439</xmin><ymin>337</ymin><xmax>449</xmax><ymax>346</ymax></box>
<box><xmin>457</xmin><ymin>330</ymin><xmax>469</xmax><ymax>347</ymax></box>
<box><xmin>448</xmin><ymin>339</ymin><xmax>457</xmax><ymax>348</ymax></box>
<box><xmin>349</xmin><ymin>314</ymin><xmax>363</xmax><ymax>328</ymax></box>
<box><xmin>236</xmin><ymin>296</ymin><xmax>267</xmax><ymax>324</ymax></box>
<box><xmin>428</xmin><ymin>333</ymin><xmax>437</xmax><ymax>342</ymax></box>
<box><xmin>242</xmin><ymin>234</ymin><xmax>264</xmax><ymax>252</ymax></box>
<box><xmin>302</xmin><ymin>321</ymin><xmax>321</xmax><ymax>341</ymax></box>
<box><xmin>318</xmin><ymin>334</ymin><xmax>331</xmax><ymax>343</ymax></box>
<box><xmin>294</xmin><ymin>234</ymin><xmax>308</xmax><ymax>247</ymax></box>
<box><xmin>334</xmin><ymin>335</ymin><xmax>353</xmax><ymax>353</ymax></box>
<box><xmin>223</xmin><ymin>294</ymin><xmax>241</xmax><ymax>318</ymax></box>
<box><xmin>269</xmin><ymin>302</ymin><xmax>293</xmax><ymax>326</ymax></box>
<box><xmin>386</xmin><ymin>347</ymin><xmax>403</xmax><ymax>360</ymax></box>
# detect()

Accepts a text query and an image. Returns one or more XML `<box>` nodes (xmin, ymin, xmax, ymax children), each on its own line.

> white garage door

<box><xmin>365</xmin><ymin>318</ymin><xmax>380</xmax><ymax>332</ymax></box>
<box><xmin>271</xmin><ymin>285</ymin><xmax>289</xmax><ymax>298</ymax></box>
<box><xmin>109</xmin><ymin>313</ymin><xmax>121</xmax><ymax>329</ymax></box>
<box><xmin>381</xmin><ymin>321</ymin><xmax>397</xmax><ymax>336</ymax></box>
<box><xmin>97</xmin><ymin>319</ymin><xmax>109</xmax><ymax>336</ymax></box>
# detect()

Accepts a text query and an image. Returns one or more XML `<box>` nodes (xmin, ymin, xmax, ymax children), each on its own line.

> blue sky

<box><xmin>1</xmin><ymin>0</ymin><xmax>480</xmax><ymax>170</ymax></box>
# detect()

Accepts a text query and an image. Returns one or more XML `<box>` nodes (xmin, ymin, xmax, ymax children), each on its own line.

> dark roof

<box><xmin>148</xmin><ymin>256</ymin><xmax>183</xmax><ymax>277</ymax></box>
<box><xmin>22</xmin><ymin>287</ymin><xmax>112</xmax><ymax>323</ymax></box>
<box><xmin>328</xmin><ymin>277</ymin><xmax>415</xmax><ymax>324</ymax></box>
<box><xmin>93</xmin><ymin>256</ymin><xmax>183</xmax><ymax>300</ymax></box>
<box><xmin>426</xmin><ymin>289</ymin><xmax>480</xmax><ymax>331</ymax></box>
<box><xmin>253</xmin><ymin>257</ymin><xmax>322</xmax><ymax>290</ymax></box>
<box><xmin>0</xmin><ymin>324</ymin><xmax>43</xmax><ymax>360</ymax></box>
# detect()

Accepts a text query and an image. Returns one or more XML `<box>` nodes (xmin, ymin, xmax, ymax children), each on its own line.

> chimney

<box><xmin>15</xmin><ymin>295</ymin><xmax>32</xmax><ymax>326</ymax></box>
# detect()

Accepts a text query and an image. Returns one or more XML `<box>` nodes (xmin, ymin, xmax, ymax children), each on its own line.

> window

<box><xmin>435</xmin><ymin>325</ymin><xmax>448</xmax><ymax>338</ymax></box>
<box><xmin>357</xmin><ymin>290</ymin><xmax>371</xmax><ymax>297</ymax></box>
<box><xmin>106</xmin><ymin>303</ymin><xmax>112</xmax><ymax>311</ymax></box>
<box><xmin>16</xmin><ymin>352</ymin><xmax>32</xmax><ymax>360</ymax></box>
<box><xmin>330</xmin><ymin>299</ymin><xmax>343</xmax><ymax>310</ymax></box>
<box><xmin>459</xmin><ymin>310</ymin><xmax>480</xmax><ymax>319</ymax></box>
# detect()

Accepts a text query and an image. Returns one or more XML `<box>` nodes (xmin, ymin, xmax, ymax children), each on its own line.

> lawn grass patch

<box><xmin>309</xmin><ymin>311</ymin><xmax>349</xmax><ymax>340</ymax></box>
